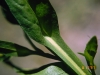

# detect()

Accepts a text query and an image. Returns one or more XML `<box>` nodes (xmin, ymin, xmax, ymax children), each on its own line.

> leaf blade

<box><xmin>78</xmin><ymin>36</ymin><xmax>98</xmax><ymax>75</ymax></box>
<box><xmin>5</xmin><ymin>0</ymin><xmax>45</xmax><ymax>44</ymax></box>
<box><xmin>0</xmin><ymin>40</ymin><xmax>33</xmax><ymax>57</ymax></box>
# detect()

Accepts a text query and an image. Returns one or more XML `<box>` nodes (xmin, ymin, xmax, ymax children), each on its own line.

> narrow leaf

<box><xmin>0</xmin><ymin>40</ymin><xmax>33</xmax><ymax>57</ymax></box>
<box><xmin>26</xmin><ymin>66</ymin><xmax>69</xmax><ymax>75</ymax></box>
<box><xmin>5</xmin><ymin>61</ymin><xmax>72</xmax><ymax>75</ymax></box>
<box><xmin>0</xmin><ymin>40</ymin><xmax>59</xmax><ymax>60</ymax></box>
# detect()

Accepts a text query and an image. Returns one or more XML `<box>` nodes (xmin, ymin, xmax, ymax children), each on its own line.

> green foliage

<box><xmin>4</xmin><ymin>60</ymin><xmax>77</xmax><ymax>75</ymax></box>
<box><xmin>18</xmin><ymin>66</ymin><xmax>69</xmax><ymax>75</ymax></box>
<box><xmin>0</xmin><ymin>39</ymin><xmax>60</xmax><ymax>61</ymax></box>
<box><xmin>0</xmin><ymin>0</ymin><xmax>98</xmax><ymax>75</ymax></box>
<box><xmin>17</xmin><ymin>65</ymin><xmax>69</xmax><ymax>75</ymax></box>
<box><xmin>0</xmin><ymin>40</ymin><xmax>33</xmax><ymax>60</ymax></box>
<box><xmin>78</xmin><ymin>36</ymin><xmax>98</xmax><ymax>75</ymax></box>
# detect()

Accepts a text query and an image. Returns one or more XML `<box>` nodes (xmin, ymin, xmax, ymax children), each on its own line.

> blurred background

<box><xmin>0</xmin><ymin>0</ymin><xmax>100</xmax><ymax>75</ymax></box>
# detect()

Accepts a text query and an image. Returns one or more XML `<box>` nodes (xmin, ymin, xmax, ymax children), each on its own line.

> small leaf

<box><xmin>0</xmin><ymin>40</ymin><xmax>33</xmax><ymax>57</ymax></box>
<box><xmin>0</xmin><ymin>40</ymin><xmax>17</xmax><ymax>59</ymax></box>
<box><xmin>78</xmin><ymin>36</ymin><xmax>98</xmax><ymax>75</ymax></box>
<box><xmin>81</xmin><ymin>36</ymin><xmax>97</xmax><ymax>66</ymax></box>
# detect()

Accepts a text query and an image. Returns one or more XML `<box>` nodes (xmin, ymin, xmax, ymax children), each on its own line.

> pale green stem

<box><xmin>44</xmin><ymin>36</ymin><xmax>87</xmax><ymax>75</ymax></box>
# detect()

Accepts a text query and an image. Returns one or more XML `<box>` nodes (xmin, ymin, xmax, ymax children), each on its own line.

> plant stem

<box><xmin>44</xmin><ymin>36</ymin><xmax>90</xmax><ymax>75</ymax></box>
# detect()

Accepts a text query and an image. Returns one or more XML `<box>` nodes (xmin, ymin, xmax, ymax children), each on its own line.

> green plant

<box><xmin>0</xmin><ymin>0</ymin><xmax>98</xmax><ymax>75</ymax></box>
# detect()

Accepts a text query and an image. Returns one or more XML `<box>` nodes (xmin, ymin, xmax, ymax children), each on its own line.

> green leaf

<box><xmin>0</xmin><ymin>40</ymin><xmax>17</xmax><ymax>60</ymax></box>
<box><xmin>23</xmin><ymin>62</ymin><xmax>77</xmax><ymax>75</ymax></box>
<box><xmin>17</xmin><ymin>66</ymin><xmax>69</xmax><ymax>75</ymax></box>
<box><xmin>22</xmin><ymin>66</ymin><xmax>69</xmax><ymax>75</ymax></box>
<box><xmin>5</xmin><ymin>61</ymin><xmax>73</xmax><ymax>75</ymax></box>
<box><xmin>78</xmin><ymin>36</ymin><xmax>98</xmax><ymax>75</ymax></box>
<box><xmin>5</xmin><ymin>0</ymin><xmax>92</xmax><ymax>74</ymax></box>
<box><xmin>5</xmin><ymin>0</ymin><xmax>45</xmax><ymax>44</ymax></box>
<box><xmin>0</xmin><ymin>40</ymin><xmax>34</xmax><ymax>57</ymax></box>
<box><xmin>0</xmin><ymin>40</ymin><xmax>60</xmax><ymax>60</ymax></box>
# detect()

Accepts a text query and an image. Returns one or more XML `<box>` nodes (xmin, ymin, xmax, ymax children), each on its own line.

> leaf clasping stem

<box><xmin>44</xmin><ymin>36</ymin><xmax>87</xmax><ymax>75</ymax></box>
